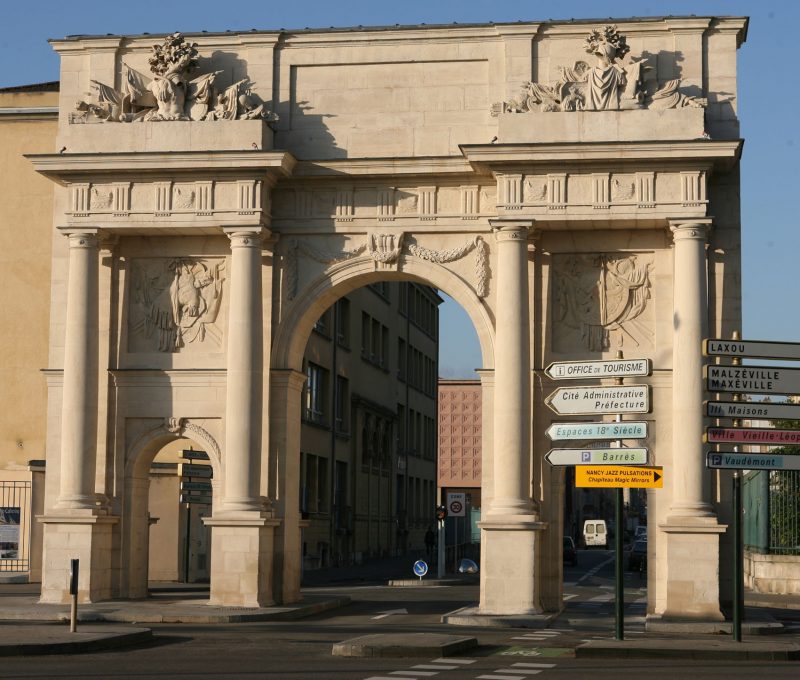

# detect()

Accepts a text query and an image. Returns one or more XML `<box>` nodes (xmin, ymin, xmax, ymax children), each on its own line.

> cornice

<box><xmin>26</xmin><ymin>150</ymin><xmax>297</xmax><ymax>185</ymax></box>
<box><xmin>460</xmin><ymin>140</ymin><xmax>743</xmax><ymax>173</ymax></box>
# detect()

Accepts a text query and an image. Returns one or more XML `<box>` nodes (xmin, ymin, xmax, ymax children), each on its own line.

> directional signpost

<box><xmin>544</xmin><ymin>355</ymin><xmax>654</xmax><ymax>642</ymax></box>
<box><xmin>703</xmin><ymin>333</ymin><xmax>800</xmax><ymax>642</ymax></box>
<box><xmin>707</xmin><ymin>451</ymin><xmax>800</xmax><ymax>472</ymax></box>
<box><xmin>545</xmin><ymin>385</ymin><xmax>650</xmax><ymax>416</ymax></box>
<box><xmin>545</xmin><ymin>448</ymin><xmax>648</xmax><ymax>466</ymax></box>
<box><xmin>180</xmin><ymin>449</ymin><xmax>212</xmax><ymax>583</ymax></box>
<box><xmin>575</xmin><ymin>465</ymin><xmax>663</xmax><ymax>488</ymax></box>
<box><xmin>545</xmin><ymin>421</ymin><xmax>647</xmax><ymax>441</ymax></box>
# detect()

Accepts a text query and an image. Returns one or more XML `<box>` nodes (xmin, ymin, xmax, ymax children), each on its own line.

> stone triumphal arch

<box><xmin>31</xmin><ymin>16</ymin><xmax>746</xmax><ymax>621</ymax></box>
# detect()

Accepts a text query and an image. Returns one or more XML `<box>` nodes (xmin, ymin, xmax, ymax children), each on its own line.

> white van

<box><xmin>583</xmin><ymin>519</ymin><xmax>608</xmax><ymax>548</ymax></box>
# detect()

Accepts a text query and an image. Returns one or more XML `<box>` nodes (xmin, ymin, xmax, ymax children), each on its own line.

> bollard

<box><xmin>69</xmin><ymin>558</ymin><xmax>79</xmax><ymax>633</ymax></box>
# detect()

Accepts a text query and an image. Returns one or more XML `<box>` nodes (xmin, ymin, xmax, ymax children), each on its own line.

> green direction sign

<box><xmin>181</xmin><ymin>449</ymin><xmax>209</xmax><ymax>461</ymax></box>
<box><xmin>180</xmin><ymin>493</ymin><xmax>212</xmax><ymax>505</ymax></box>
<box><xmin>545</xmin><ymin>421</ymin><xmax>647</xmax><ymax>441</ymax></box>
<box><xmin>706</xmin><ymin>451</ymin><xmax>800</xmax><ymax>472</ymax></box>
<box><xmin>178</xmin><ymin>463</ymin><xmax>213</xmax><ymax>478</ymax></box>
<box><xmin>180</xmin><ymin>481</ymin><xmax>213</xmax><ymax>492</ymax></box>
<box><xmin>545</xmin><ymin>447</ymin><xmax>648</xmax><ymax>466</ymax></box>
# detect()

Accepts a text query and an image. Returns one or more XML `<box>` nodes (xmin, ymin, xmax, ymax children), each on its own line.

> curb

<box><xmin>332</xmin><ymin>633</ymin><xmax>478</xmax><ymax>658</ymax></box>
<box><xmin>576</xmin><ymin>639</ymin><xmax>800</xmax><ymax>661</ymax></box>
<box><xmin>0</xmin><ymin>627</ymin><xmax>152</xmax><ymax>657</ymax></box>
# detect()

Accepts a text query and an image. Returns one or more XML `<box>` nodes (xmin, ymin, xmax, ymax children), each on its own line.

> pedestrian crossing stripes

<box><xmin>364</xmin><ymin>658</ymin><xmax>476</xmax><ymax>680</ymax></box>
<box><xmin>476</xmin><ymin>662</ymin><xmax>556</xmax><ymax>679</ymax></box>
<box><xmin>510</xmin><ymin>629</ymin><xmax>565</xmax><ymax>642</ymax></box>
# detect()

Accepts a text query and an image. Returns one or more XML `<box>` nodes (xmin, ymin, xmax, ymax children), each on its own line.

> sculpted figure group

<box><xmin>73</xmin><ymin>32</ymin><xmax>278</xmax><ymax>124</ymax></box>
<box><xmin>493</xmin><ymin>25</ymin><xmax>704</xmax><ymax>115</ymax></box>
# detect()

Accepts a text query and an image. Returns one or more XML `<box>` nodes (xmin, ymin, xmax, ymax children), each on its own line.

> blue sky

<box><xmin>1</xmin><ymin>1</ymin><xmax>794</xmax><ymax>377</ymax></box>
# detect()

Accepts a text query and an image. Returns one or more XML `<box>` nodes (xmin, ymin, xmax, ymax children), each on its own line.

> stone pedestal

<box><xmin>39</xmin><ymin>514</ymin><xmax>118</xmax><ymax>604</ymax></box>
<box><xmin>659</xmin><ymin>523</ymin><xmax>726</xmax><ymax>620</ymax></box>
<box><xmin>479</xmin><ymin>518</ymin><xmax>547</xmax><ymax>615</ymax></box>
<box><xmin>206</xmin><ymin>515</ymin><xmax>281</xmax><ymax>607</ymax></box>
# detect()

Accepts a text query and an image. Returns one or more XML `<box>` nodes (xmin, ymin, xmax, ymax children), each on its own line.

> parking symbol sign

<box><xmin>581</xmin><ymin>450</ymin><xmax>591</xmax><ymax>462</ymax></box>
<box><xmin>710</xmin><ymin>454</ymin><xmax>722</xmax><ymax>466</ymax></box>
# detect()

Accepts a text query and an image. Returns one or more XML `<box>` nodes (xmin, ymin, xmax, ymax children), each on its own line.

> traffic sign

<box><xmin>446</xmin><ymin>492</ymin><xmax>466</xmax><ymax>517</ymax></box>
<box><xmin>707</xmin><ymin>451</ymin><xmax>800</xmax><ymax>471</ymax></box>
<box><xmin>180</xmin><ymin>481</ymin><xmax>213</xmax><ymax>492</ymax></box>
<box><xmin>181</xmin><ymin>449</ymin><xmax>210</xmax><ymax>461</ymax></box>
<box><xmin>545</xmin><ymin>447</ymin><xmax>648</xmax><ymax>466</ymax></box>
<box><xmin>545</xmin><ymin>385</ymin><xmax>650</xmax><ymax>416</ymax></box>
<box><xmin>704</xmin><ymin>338</ymin><xmax>800</xmax><ymax>361</ymax></box>
<box><xmin>545</xmin><ymin>421</ymin><xmax>647</xmax><ymax>441</ymax></box>
<box><xmin>413</xmin><ymin>560</ymin><xmax>429</xmax><ymax>578</ymax></box>
<box><xmin>706</xmin><ymin>365</ymin><xmax>800</xmax><ymax>396</ymax></box>
<box><xmin>706</xmin><ymin>400</ymin><xmax>800</xmax><ymax>420</ymax></box>
<box><xmin>545</xmin><ymin>358</ymin><xmax>651</xmax><ymax>380</ymax></box>
<box><xmin>575</xmin><ymin>465</ymin><xmax>663</xmax><ymax>488</ymax></box>
<box><xmin>705</xmin><ymin>426</ymin><xmax>800</xmax><ymax>446</ymax></box>
<box><xmin>178</xmin><ymin>463</ymin><xmax>213</xmax><ymax>478</ymax></box>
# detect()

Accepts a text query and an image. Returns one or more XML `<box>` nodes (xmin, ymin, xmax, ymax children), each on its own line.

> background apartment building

<box><xmin>301</xmin><ymin>282</ymin><xmax>441</xmax><ymax>569</ymax></box>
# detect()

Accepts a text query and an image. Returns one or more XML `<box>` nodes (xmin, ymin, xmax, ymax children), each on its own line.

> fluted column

<box><xmin>669</xmin><ymin>219</ymin><xmax>714</xmax><ymax>518</ymax></box>
<box><xmin>56</xmin><ymin>231</ymin><xmax>100</xmax><ymax>510</ymax></box>
<box><xmin>222</xmin><ymin>228</ymin><xmax>265</xmax><ymax>512</ymax></box>
<box><xmin>488</xmin><ymin>218</ymin><xmax>534</xmax><ymax>517</ymax></box>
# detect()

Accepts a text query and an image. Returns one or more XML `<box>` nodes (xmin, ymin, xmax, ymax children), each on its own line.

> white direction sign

<box><xmin>545</xmin><ymin>358</ymin><xmax>651</xmax><ymax>380</ymax></box>
<box><xmin>545</xmin><ymin>385</ymin><xmax>650</xmax><ymax>416</ymax></box>
<box><xmin>706</xmin><ymin>365</ymin><xmax>800</xmax><ymax>396</ymax></box>
<box><xmin>707</xmin><ymin>451</ymin><xmax>800</xmax><ymax>472</ymax></box>
<box><xmin>545</xmin><ymin>421</ymin><xmax>648</xmax><ymax>441</ymax></box>
<box><xmin>545</xmin><ymin>447</ymin><xmax>648</xmax><ymax>466</ymax></box>
<box><xmin>706</xmin><ymin>400</ymin><xmax>800</xmax><ymax>420</ymax></box>
<box><xmin>704</xmin><ymin>338</ymin><xmax>800</xmax><ymax>361</ymax></box>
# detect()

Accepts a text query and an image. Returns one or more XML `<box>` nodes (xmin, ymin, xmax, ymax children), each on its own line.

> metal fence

<box><xmin>0</xmin><ymin>481</ymin><xmax>31</xmax><ymax>573</ymax></box>
<box><xmin>744</xmin><ymin>469</ymin><xmax>800</xmax><ymax>555</ymax></box>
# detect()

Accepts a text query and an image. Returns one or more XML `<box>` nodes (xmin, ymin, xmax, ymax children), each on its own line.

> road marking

<box><xmin>389</xmin><ymin>672</ymin><xmax>438</xmax><ymax>677</ymax></box>
<box><xmin>372</xmin><ymin>608</ymin><xmax>408</xmax><ymax>620</ymax></box>
<box><xmin>413</xmin><ymin>665</ymin><xmax>458</xmax><ymax>670</ymax></box>
<box><xmin>575</xmin><ymin>554</ymin><xmax>616</xmax><ymax>584</ymax></box>
<box><xmin>432</xmin><ymin>658</ymin><xmax>476</xmax><ymax>664</ymax></box>
<box><xmin>494</xmin><ymin>670</ymin><xmax>542</xmax><ymax>676</ymax></box>
<box><xmin>510</xmin><ymin>663</ymin><xmax>556</xmax><ymax>668</ymax></box>
<box><xmin>563</xmin><ymin>593</ymin><xmax>578</xmax><ymax>600</ymax></box>
<box><xmin>477</xmin><ymin>675</ymin><xmax>538</xmax><ymax>680</ymax></box>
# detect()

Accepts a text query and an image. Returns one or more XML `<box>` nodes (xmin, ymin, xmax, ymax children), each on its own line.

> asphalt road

<box><xmin>1</xmin><ymin>550</ymin><xmax>798</xmax><ymax>679</ymax></box>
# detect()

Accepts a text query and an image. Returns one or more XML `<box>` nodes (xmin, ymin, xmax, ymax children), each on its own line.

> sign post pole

<box><xmin>69</xmin><ymin>558</ymin><xmax>79</xmax><ymax>633</ymax></box>
<box><xmin>613</xmin><ymin>350</ymin><xmax>624</xmax><ymax>642</ymax></box>
<box><xmin>730</xmin><ymin>332</ymin><xmax>743</xmax><ymax>642</ymax></box>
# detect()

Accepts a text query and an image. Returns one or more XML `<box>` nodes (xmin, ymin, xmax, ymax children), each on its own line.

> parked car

<box><xmin>563</xmin><ymin>536</ymin><xmax>578</xmax><ymax>566</ymax></box>
<box><xmin>627</xmin><ymin>539</ymin><xmax>648</xmax><ymax>571</ymax></box>
<box><xmin>583</xmin><ymin>519</ymin><xmax>607</xmax><ymax>548</ymax></box>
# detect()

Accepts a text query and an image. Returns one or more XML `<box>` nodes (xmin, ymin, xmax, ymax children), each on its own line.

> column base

<box><xmin>478</xmin><ymin>515</ymin><xmax>547</xmax><ymax>616</ymax></box>
<box><xmin>38</xmin><ymin>512</ymin><xmax>119</xmax><ymax>604</ymax></box>
<box><xmin>205</xmin><ymin>513</ymin><xmax>281</xmax><ymax>607</ymax></box>
<box><xmin>658</xmin><ymin>519</ymin><xmax>727</xmax><ymax>621</ymax></box>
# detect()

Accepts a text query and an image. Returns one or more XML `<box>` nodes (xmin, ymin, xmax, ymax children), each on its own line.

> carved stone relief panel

<box><xmin>611</xmin><ymin>174</ymin><xmax>637</xmax><ymax>203</ymax></box>
<box><xmin>523</xmin><ymin>175</ymin><xmax>548</xmax><ymax>204</ymax></box>
<box><xmin>128</xmin><ymin>257</ymin><xmax>226</xmax><ymax>354</ymax></box>
<box><xmin>551</xmin><ymin>252</ymin><xmax>654</xmax><ymax>354</ymax></box>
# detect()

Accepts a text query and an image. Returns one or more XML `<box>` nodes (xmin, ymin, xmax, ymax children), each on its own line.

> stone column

<box><xmin>222</xmin><ymin>228</ymin><xmax>264</xmax><ymax>512</ymax></box>
<box><xmin>41</xmin><ymin>229</ymin><xmax>117</xmax><ymax>604</ymax></box>
<box><xmin>669</xmin><ymin>219</ymin><xmax>714</xmax><ymax>519</ymax></box>
<box><xmin>658</xmin><ymin>218</ymin><xmax>725</xmax><ymax>622</ymax></box>
<box><xmin>207</xmin><ymin>227</ymin><xmax>279</xmax><ymax>607</ymax></box>
<box><xmin>56</xmin><ymin>231</ymin><xmax>100</xmax><ymax>510</ymax></box>
<box><xmin>478</xmin><ymin>218</ymin><xmax>545</xmax><ymax>617</ymax></box>
<box><xmin>488</xmin><ymin>219</ymin><xmax>534</xmax><ymax>517</ymax></box>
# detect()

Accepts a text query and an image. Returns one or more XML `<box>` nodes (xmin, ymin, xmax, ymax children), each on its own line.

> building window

<box><xmin>335</xmin><ymin>376</ymin><xmax>349</xmax><ymax>433</ymax></box>
<box><xmin>304</xmin><ymin>362</ymin><xmax>327</xmax><ymax>425</ymax></box>
<box><xmin>302</xmin><ymin>453</ymin><xmax>328</xmax><ymax>514</ymax></box>
<box><xmin>314</xmin><ymin>308</ymin><xmax>331</xmax><ymax>337</ymax></box>
<box><xmin>335</xmin><ymin>298</ymin><xmax>350</xmax><ymax>348</ymax></box>
<box><xmin>398</xmin><ymin>338</ymin><xmax>406</xmax><ymax>380</ymax></box>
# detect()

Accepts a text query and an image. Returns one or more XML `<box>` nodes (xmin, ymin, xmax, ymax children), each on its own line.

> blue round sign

<box><xmin>413</xmin><ymin>560</ymin><xmax>429</xmax><ymax>578</ymax></box>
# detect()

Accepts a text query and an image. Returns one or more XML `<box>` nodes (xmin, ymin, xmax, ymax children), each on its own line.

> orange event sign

<box><xmin>575</xmin><ymin>465</ymin><xmax>663</xmax><ymax>488</ymax></box>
